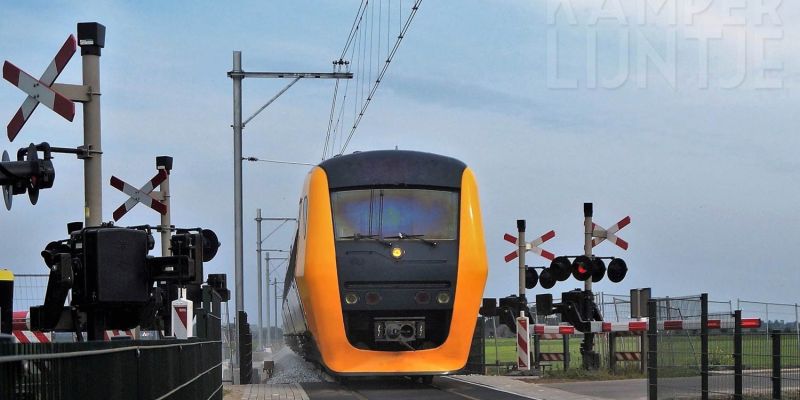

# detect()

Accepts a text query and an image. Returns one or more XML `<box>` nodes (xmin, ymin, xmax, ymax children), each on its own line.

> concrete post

<box><xmin>77</xmin><ymin>23</ymin><xmax>105</xmax><ymax>227</ymax></box>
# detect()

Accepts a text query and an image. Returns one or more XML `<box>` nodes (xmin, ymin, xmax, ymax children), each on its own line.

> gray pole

<box><xmin>265</xmin><ymin>252</ymin><xmax>271</xmax><ymax>347</ymax></box>
<box><xmin>584</xmin><ymin>203</ymin><xmax>593</xmax><ymax>292</ymax></box>
<box><xmin>77</xmin><ymin>23</ymin><xmax>105</xmax><ymax>227</ymax></box>
<box><xmin>517</xmin><ymin>220</ymin><xmax>526</xmax><ymax>298</ymax></box>
<box><xmin>795</xmin><ymin>303</ymin><xmax>798</xmax><ymax>354</ymax></box>
<box><xmin>256</xmin><ymin>208</ymin><xmax>263</xmax><ymax>350</ymax></box>
<box><xmin>274</xmin><ymin>278</ymin><xmax>278</xmax><ymax>333</ymax></box>
<box><xmin>232</xmin><ymin>51</ymin><xmax>244</xmax><ymax>353</ymax></box>
<box><xmin>231</xmin><ymin>50</ymin><xmax>245</xmax><ymax>372</ymax></box>
<box><xmin>156</xmin><ymin>156</ymin><xmax>172</xmax><ymax>256</ymax></box>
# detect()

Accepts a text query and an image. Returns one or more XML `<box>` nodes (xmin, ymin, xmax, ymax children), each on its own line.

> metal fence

<box><xmin>11</xmin><ymin>274</ymin><xmax>50</xmax><ymax>312</ymax></box>
<box><xmin>0</xmin><ymin>338</ymin><xmax>222</xmax><ymax>399</ymax></box>
<box><xmin>1</xmin><ymin>286</ymin><xmax>224</xmax><ymax>399</ymax></box>
<box><xmin>648</xmin><ymin>295</ymin><xmax>800</xmax><ymax>400</ymax></box>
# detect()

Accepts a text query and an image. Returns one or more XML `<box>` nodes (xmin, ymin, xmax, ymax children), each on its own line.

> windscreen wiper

<box><xmin>385</xmin><ymin>232</ymin><xmax>438</xmax><ymax>247</ymax></box>
<box><xmin>340</xmin><ymin>233</ymin><xmax>393</xmax><ymax>247</ymax></box>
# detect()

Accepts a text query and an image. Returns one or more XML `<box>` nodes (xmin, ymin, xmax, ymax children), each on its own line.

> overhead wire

<box><xmin>339</xmin><ymin>0</ymin><xmax>422</xmax><ymax>154</ymax></box>
<box><xmin>322</xmin><ymin>0</ymin><xmax>422</xmax><ymax>158</ymax></box>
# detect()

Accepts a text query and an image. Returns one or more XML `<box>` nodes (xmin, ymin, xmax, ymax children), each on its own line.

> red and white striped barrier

<box><xmin>534</xmin><ymin>317</ymin><xmax>762</xmax><ymax>335</ymax></box>
<box><xmin>516</xmin><ymin>312</ymin><xmax>530</xmax><ymax>371</ymax></box>
<box><xmin>3</xmin><ymin>35</ymin><xmax>77</xmax><ymax>141</ymax></box>
<box><xmin>12</xmin><ymin>329</ymin><xmax>136</xmax><ymax>343</ymax></box>
<box><xmin>13</xmin><ymin>330</ymin><xmax>51</xmax><ymax>343</ymax></box>
<box><xmin>539</xmin><ymin>352</ymin><xmax>566</xmax><ymax>361</ymax></box>
<box><xmin>658</xmin><ymin>318</ymin><xmax>761</xmax><ymax>330</ymax></box>
<box><xmin>591</xmin><ymin>320</ymin><xmax>649</xmax><ymax>333</ymax></box>
<box><xmin>533</xmin><ymin>324</ymin><xmax>576</xmax><ymax>335</ymax></box>
<box><xmin>104</xmin><ymin>330</ymin><xmax>135</xmax><ymax>340</ymax></box>
<box><xmin>615</xmin><ymin>352</ymin><xmax>642</xmax><ymax>361</ymax></box>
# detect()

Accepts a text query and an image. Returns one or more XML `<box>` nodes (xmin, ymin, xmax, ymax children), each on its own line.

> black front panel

<box><xmin>336</xmin><ymin>240</ymin><xmax>458</xmax><ymax>351</ymax></box>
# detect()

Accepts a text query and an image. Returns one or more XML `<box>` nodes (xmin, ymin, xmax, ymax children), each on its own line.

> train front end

<box><xmin>292</xmin><ymin>150</ymin><xmax>488</xmax><ymax>376</ymax></box>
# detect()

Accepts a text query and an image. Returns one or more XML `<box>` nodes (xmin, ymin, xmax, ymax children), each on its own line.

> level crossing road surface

<box><xmin>302</xmin><ymin>377</ymin><xmax>540</xmax><ymax>400</ymax></box>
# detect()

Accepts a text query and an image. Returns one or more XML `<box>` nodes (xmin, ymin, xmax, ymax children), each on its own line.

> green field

<box><xmin>483</xmin><ymin>334</ymin><xmax>800</xmax><ymax>373</ymax></box>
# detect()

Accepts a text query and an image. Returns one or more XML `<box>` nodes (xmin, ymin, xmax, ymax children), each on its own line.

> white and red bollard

<box><xmin>516</xmin><ymin>310</ymin><xmax>531</xmax><ymax>371</ymax></box>
<box><xmin>171</xmin><ymin>288</ymin><xmax>193</xmax><ymax>339</ymax></box>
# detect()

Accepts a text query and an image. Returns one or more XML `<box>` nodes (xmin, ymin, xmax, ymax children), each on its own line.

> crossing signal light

<box><xmin>497</xmin><ymin>295</ymin><xmax>530</xmax><ymax>333</ymax></box>
<box><xmin>572</xmin><ymin>256</ymin><xmax>592</xmax><ymax>281</ymax></box>
<box><xmin>607</xmin><ymin>258</ymin><xmax>628</xmax><ymax>283</ymax></box>
<box><xmin>591</xmin><ymin>258</ymin><xmax>606</xmax><ymax>282</ymax></box>
<box><xmin>549</xmin><ymin>256</ymin><xmax>571</xmax><ymax>281</ymax></box>
<box><xmin>524</xmin><ymin>266</ymin><xmax>538</xmax><ymax>289</ymax></box>
<box><xmin>1</xmin><ymin>143</ymin><xmax>56</xmax><ymax>210</ymax></box>
<box><xmin>539</xmin><ymin>268</ymin><xmax>556</xmax><ymax>289</ymax></box>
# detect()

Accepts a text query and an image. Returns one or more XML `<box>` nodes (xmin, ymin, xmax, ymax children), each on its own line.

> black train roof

<box><xmin>318</xmin><ymin>150</ymin><xmax>467</xmax><ymax>190</ymax></box>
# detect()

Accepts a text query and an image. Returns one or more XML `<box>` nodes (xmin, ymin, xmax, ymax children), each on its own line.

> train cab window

<box><xmin>331</xmin><ymin>189</ymin><xmax>458</xmax><ymax>240</ymax></box>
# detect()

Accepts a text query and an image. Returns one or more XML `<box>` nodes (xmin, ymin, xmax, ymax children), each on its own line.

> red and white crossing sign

<box><xmin>504</xmin><ymin>230</ymin><xmax>556</xmax><ymax>262</ymax></box>
<box><xmin>3</xmin><ymin>35</ymin><xmax>77</xmax><ymax>141</ymax></box>
<box><xmin>592</xmin><ymin>216</ymin><xmax>630</xmax><ymax>250</ymax></box>
<box><xmin>110</xmin><ymin>170</ymin><xmax>168</xmax><ymax>221</ymax></box>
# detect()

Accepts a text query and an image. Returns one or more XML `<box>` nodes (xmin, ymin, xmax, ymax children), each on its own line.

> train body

<box><xmin>282</xmin><ymin>150</ymin><xmax>488</xmax><ymax>376</ymax></box>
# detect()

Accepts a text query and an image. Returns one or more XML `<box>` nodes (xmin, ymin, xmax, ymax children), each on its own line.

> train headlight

<box><xmin>436</xmin><ymin>292</ymin><xmax>451</xmax><ymax>304</ymax></box>
<box><xmin>344</xmin><ymin>293</ymin><xmax>359</xmax><ymax>305</ymax></box>
<box><xmin>391</xmin><ymin>247</ymin><xmax>404</xmax><ymax>259</ymax></box>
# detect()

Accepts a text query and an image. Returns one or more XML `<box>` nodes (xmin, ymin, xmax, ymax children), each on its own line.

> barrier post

<box><xmin>640</xmin><ymin>331</ymin><xmax>647</xmax><ymax>374</ymax></box>
<box><xmin>772</xmin><ymin>330</ymin><xmax>781</xmax><ymax>400</ymax></box>
<box><xmin>516</xmin><ymin>311</ymin><xmax>531</xmax><ymax>371</ymax></box>
<box><xmin>701</xmin><ymin>293</ymin><xmax>709</xmax><ymax>400</ymax></box>
<box><xmin>734</xmin><ymin>310</ymin><xmax>742</xmax><ymax>400</ymax></box>
<box><xmin>609</xmin><ymin>331</ymin><xmax>617</xmax><ymax>372</ymax></box>
<box><xmin>647</xmin><ymin>300</ymin><xmax>657</xmax><ymax>400</ymax></box>
<box><xmin>563</xmin><ymin>333</ymin><xmax>570</xmax><ymax>370</ymax></box>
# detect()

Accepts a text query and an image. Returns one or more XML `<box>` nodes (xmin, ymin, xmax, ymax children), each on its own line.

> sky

<box><xmin>0</xmin><ymin>0</ymin><xmax>798</xmax><ymax>323</ymax></box>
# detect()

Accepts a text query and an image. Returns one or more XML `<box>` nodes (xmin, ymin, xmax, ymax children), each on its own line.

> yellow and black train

<box><xmin>282</xmin><ymin>150</ymin><xmax>487</xmax><ymax>379</ymax></box>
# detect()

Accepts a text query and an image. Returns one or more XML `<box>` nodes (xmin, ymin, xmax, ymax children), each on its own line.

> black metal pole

<box><xmin>734</xmin><ymin>310</ymin><xmax>742</xmax><ymax>400</ymax></box>
<box><xmin>533</xmin><ymin>334</ymin><xmax>541</xmax><ymax>370</ymax></box>
<box><xmin>772</xmin><ymin>330</ymin><xmax>781</xmax><ymax>400</ymax></box>
<box><xmin>563</xmin><ymin>333</ymin><xmax>570</xmax><ymax>370</ymax></box>
<box><xmin>701</xmin><ymin>293</ymin><xmax>709</xmax><ymax>400</ymax></box>
<box><xmin>647</xmin><ymin>299</ymin><xmax>657</xmax><ymax>400</ymax></box>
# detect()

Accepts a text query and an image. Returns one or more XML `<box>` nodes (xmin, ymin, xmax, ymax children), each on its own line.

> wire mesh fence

<box><xmin>652</xmin><ymin>295</ymin><xmax>705</xmax><ymax>399</ymax></box>
<box><xmin>11</xmin><ymin>274</ymin><xmax>49</xmax><ymax>312</ymax></box>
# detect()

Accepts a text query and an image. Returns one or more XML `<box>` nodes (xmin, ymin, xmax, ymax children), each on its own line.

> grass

<box><xmin>483</xmin><ymin>334</ymin><xmax>800</xmax><ymax>375</ymax></box>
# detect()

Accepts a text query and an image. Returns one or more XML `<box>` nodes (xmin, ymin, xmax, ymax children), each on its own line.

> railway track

<box><xmin>300</xmin><ymin>376</ymin><xmax>537</xmax><ymax>400</ymax></box>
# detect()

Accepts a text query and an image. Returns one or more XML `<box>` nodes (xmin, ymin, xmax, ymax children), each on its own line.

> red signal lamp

<box><xmin>572</xmin><ymin>256</ymin><xmax>592</xmax><ymax>281</ymax></box>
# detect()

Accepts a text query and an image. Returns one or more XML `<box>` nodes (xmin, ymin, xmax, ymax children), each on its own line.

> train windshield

<box><xmin>331</xmin><ymin>189</ymin><xmax>458</xmax><ymax>240</ymax></box>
